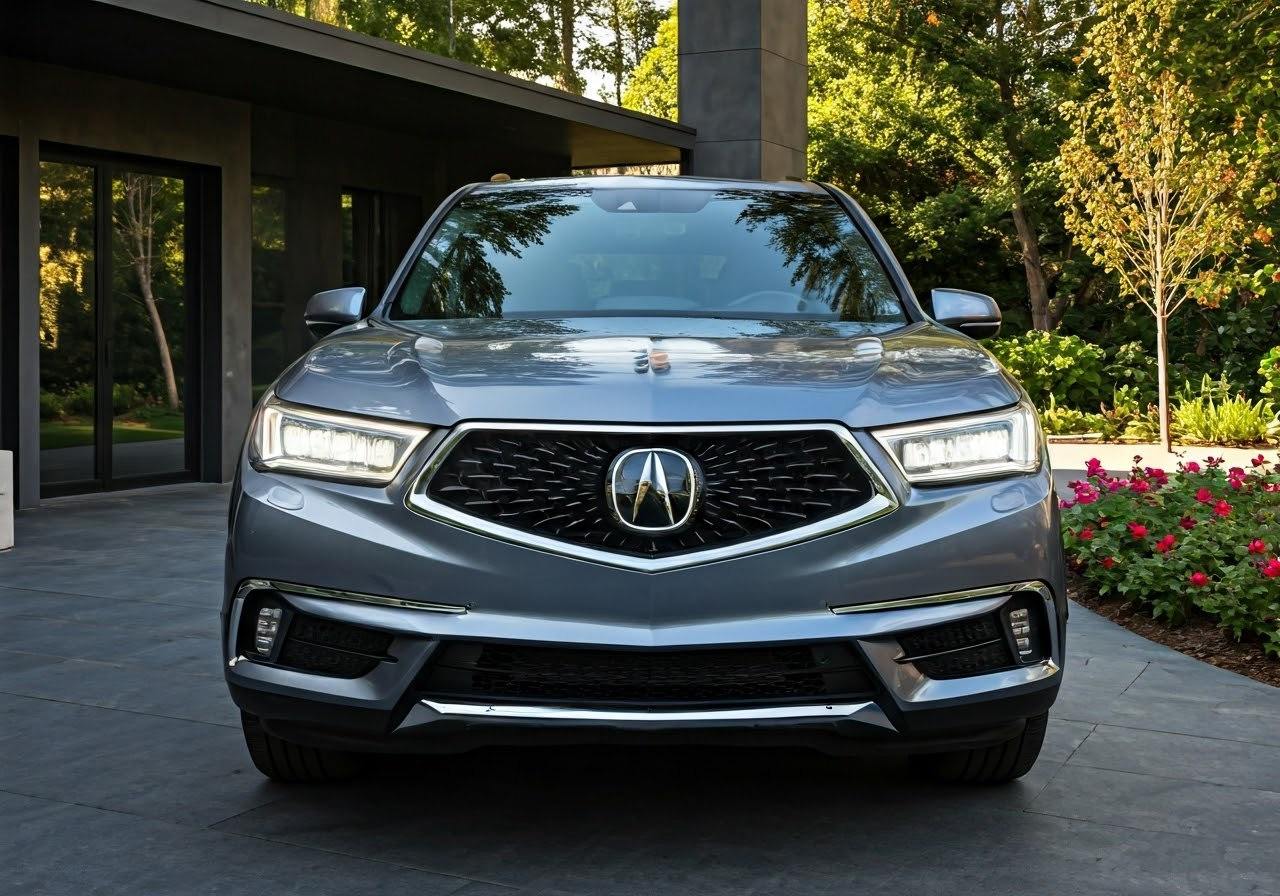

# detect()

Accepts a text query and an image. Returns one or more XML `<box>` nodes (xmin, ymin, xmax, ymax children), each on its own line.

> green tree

<box><xmin>581</xmin><ymin>0</ymin><xmax>664</xmax><ymax>104</ymax></box>
<box><xmin>621</xmin><ymin>4</ymin><xmax>676</xmax><ymax>119</ymax></box>
<box><xmin>1059</xmin><ymin>0</ymin><xmax>1262</xmax><ymax>450</ymax></box>
<box><xmin>821</xmin><ymin>0</ymin><xmax>1093</xmax><ymax>332</ymax></box>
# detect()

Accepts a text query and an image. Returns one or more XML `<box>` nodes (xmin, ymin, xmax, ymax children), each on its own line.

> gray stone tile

<box><xmin>0</xmin><ymin>615</ymin><xmax>220</xmax><ymax>671</ymax></box>
<box><xmin>1</xmin><ymin>658</ymin><xmax>232</xmax><ymax>725</ymax></box>
<box><xmin>1029</xmin><ymin>763</ymin><xmax>1280</xmax><ymax>840</ymax></box>
<box><xmin>0</xmin><ymin>792</ymin><xmax>474</xmax><ymax>896</ymax></box>
<box><xmin>1067</xmin><ymin>724</ymin><xmax>1280</xmax><ymax>791</ymax></box>
<box><xmin>0</xmin><ymin>694</ymin><xmax>258</xmax><ymax>827</ymax></box>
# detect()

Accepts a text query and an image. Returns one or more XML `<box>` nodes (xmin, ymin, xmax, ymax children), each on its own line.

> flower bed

<box><xmin>1061</xmin><ymin>454</ymin><xmax>1280</xmax><ymax>656</ymax></box>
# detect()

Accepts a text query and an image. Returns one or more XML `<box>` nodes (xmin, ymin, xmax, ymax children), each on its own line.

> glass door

<box><xmin>38</xmin><ymin>157</ymin><xmax>198</xmax><ymax>495</ymax></box>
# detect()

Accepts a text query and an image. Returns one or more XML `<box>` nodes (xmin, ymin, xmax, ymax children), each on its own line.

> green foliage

<box><xmin>808</xmin><ymin>0</ymin><xmax>1093</xmax><ymax>332</ymax></box>
<box><xmin>40</xmin><ymin>382</ymin><xmax>151</xmax><ymax>421</ymax></box>
<box><xmin>1260</xmin><ymin>345</ymin><xmax>1280</xmax><ymax>400</ymax></box>
<box><xmin>989</xmin><ymin>331</ymin><xmax>1107</xmax><ymax>409</ymax></box>
<box><xmin>1171</xmin><ymin>376</ymin><xmax>1276</xmax><ymax>446</ymax></box>
<box><xmin>621</xmin><ymin>5</ymin><xmax>676</xmax><ymax>119</ymax></box>
<box><xmin>1062</xmin><ymin>456</ymin><xmax>1280</xmax><ymax>655</ymax></box>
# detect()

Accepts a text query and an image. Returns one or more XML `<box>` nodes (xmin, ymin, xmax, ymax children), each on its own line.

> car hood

<box><xmin>272</xmin><ymin>317</ymin><xmax>1022</xmax><ymax>429</ymax></box>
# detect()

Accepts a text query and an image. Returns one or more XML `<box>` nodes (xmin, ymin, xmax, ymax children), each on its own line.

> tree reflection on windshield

<box><xmin>388</xmin><ymin>185</ymin><xmax>903</xmax><ymax>323</ymax></box>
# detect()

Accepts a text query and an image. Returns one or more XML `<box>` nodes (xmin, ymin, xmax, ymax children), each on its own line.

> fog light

<box><xmin>255</xmin><ymin>607</ymin><xmax>283</xmax><ymax>655</ymax></box>
<box><xmin>1008</xmin><ymin>607</ymin><xmax>1033</xmax><ymax>657</ymax></box>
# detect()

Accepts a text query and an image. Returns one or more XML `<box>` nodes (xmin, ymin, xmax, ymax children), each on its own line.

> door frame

<box><xmin>38</xmin><ymin>144</ymin><xmax>217</xmax><ymax>497</ymax></box>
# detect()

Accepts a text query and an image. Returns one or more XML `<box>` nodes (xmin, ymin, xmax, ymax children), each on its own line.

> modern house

<box><xmin>0</xmin><ymin>0</ymin><xmax>805</xmax><ymax>507</ymax></box>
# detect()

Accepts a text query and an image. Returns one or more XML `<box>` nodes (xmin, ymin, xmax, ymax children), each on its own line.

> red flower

<box><xmin>1195</xmin><ymin>487</ymin><xmax>1214</xmax><ymax>504</ymax></box>
<box><xmin>1213</xmin><ymin>500</ymin><xmax>1233</xmax><ymax>518</ymax></box>
<box><xmin>1129</xmin><ymin>479</ymin><xmax>1151</xmax><ymax>494</ymax></box>
<box><xmin>1248</xmin><ymin>540</ymin><xmax>1267</xmax><ymax>554</ymax></box>
<box><xmin>1266</xmin><ymin>483</ymin><xmax>1280</xmax><ymax>493</ymax></box>
<box><xmin>1178</xmin><ymin>516</ymin><xmax>1198</xmax><ymax>530</ymax></box>
<box><xmin>1206</xmin><ymin>456</ymin><xmax>1224</xmax><ymax>469</ymax></box>
<box><xmin>1144</xmin><ymin>467</ymin><xmax>1169</xmax><ymax>486</ymax></box>
<box><xmin>1189</xmin><ymin>572</ymin><xmax>1209</xmax><ymax>587</ymax></box>
<box><xmin>1079</xmin><ymin>527</ymin><xmax>1095</xmax><ymax>541</ymax></box>
<box><xmin>1128</xmin><ymin>522</ymin><xmax>1149</xmax><ymax>539</ymax></box>
<box><xmin>1155</xmin><ymin>534</ymin><xmax>1176</xmax><ymax>554</ymax></box>
<box><xmin>1252</xmin><ymin>454</ymin><xmax>1267</xmax><ymax>467</ymax></box>
<box><xmin>1182</xmin><ymin>461</ymin><xmax>1201</xmax><ymax>473</ymax></box>
<box><xmin>1262</xmin><ymin>558</ymin><xmax>1280</xmax><ymax>579</ymax></box>
<box><xmin>1100</xmin><ymin>557</ymin><xmax>1115</xmax><ymax>569</ymax></box>
<box><xmin>1086</xmin><ymin>458</ymin><xmax>1106</xmax><ymax>478</ymax></box>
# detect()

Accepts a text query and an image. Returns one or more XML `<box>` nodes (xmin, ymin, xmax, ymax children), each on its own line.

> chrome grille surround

<box><xmin>406</xmin><ymin>422</ymin><xmax>898</xmax><ymax>572</ymax></box>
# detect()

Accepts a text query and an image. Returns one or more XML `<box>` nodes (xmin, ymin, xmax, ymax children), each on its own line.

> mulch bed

<box><xmin>1068</xmin><ymin>578</ymin><xmax>1280</xmax><ymax>688</ymax></box>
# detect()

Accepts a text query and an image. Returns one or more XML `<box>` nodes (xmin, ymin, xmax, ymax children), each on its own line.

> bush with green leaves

<box><xmin>1171</xmin><ymin>375</ymin><xmax>1275</xmax><ymax>446</ymax></box>
<box><xmin>1261</xmin><ymin>345</ymin><xmax>1280</xmax><ymax>403</ymax></box>
<box><xmin>989</xmin><ymin>331</ymin><xmax>1108</xmax><ymax>410</ymax></box>
<box><xmin>1062</xmin><ymin>454</ymin><xmax>1280</xmax><ymax>655</ymax></box>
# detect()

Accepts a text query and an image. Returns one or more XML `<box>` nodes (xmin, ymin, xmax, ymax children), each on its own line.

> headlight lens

<box><xmin>249</xmin><ymin>396</ymin><xmax>430</xmax><ymax>484</ymax></box>
<box><xmin>873</xmin><ymin>403</ymin><xmax>1040</xmax><ymax>484</ymax></box>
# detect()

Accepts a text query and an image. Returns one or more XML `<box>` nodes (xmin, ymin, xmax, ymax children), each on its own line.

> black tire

<box><xmin>910</xmin><ymin>712</ymin><xmax>1049</xmax><ymax>785</ymax></box>
<box><xmin>240</xmin><ymin>712</ymin><xmax>361</xmax><ymax>783</ymax></box>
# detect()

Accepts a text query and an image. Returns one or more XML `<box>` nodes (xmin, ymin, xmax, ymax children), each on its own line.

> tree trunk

<box><xmin>1011</xmin><ymin>180</ymin><xmax>1053</xmax><ymax>331</ymax></box>
<box><xmin>558</xmin><ymin>0</ymin><xmax>580</xmax><ymax>93</ymax></box>
<box><xmin>1156</xmin><ymin>310</ymin><xmax>1171</xmax><ymax>451</ymax></box>
<box><xmin>122</xmin><ymin>175</ymin><xmax>180</xmax><ymax>411</ymax></box>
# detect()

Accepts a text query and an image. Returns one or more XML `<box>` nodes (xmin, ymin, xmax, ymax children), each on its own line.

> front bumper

<box><xmin>223</xmin><ymin>446</ymin><xmax>1067</xmax><ymax>756</ymax></box>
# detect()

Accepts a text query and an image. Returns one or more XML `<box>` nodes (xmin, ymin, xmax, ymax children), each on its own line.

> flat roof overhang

<box><xmin>0</xmin><ymin>0</ymin><xmax>693</xmax><ymax>169</ymax></box>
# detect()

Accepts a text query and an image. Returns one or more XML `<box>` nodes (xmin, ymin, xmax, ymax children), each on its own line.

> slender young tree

<box><xmin>1059</xmin><ymin>0</ymin><xmax>1260</xmax><ymax>450</ymax></box>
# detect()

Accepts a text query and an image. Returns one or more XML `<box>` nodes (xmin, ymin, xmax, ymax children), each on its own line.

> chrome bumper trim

<box><xmin>419</xmin><ymin>699</ymin><xmax>897</xmax><ymax>729</ymax></box>
<box><xmin>829</xmin><ymin>580</ymin><xmax>1043</xmax><ymax>614</ymax></box>
<box><xmin>236</xmin><ymin>577</ymin><xmax>468</xmax><ymax>614</ymax></box>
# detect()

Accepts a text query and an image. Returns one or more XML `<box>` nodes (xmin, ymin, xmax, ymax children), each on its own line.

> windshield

<box><xmin>387</xmin><ymin>185</ymin><xmax>907</xmax><ymax>324</ymax></box>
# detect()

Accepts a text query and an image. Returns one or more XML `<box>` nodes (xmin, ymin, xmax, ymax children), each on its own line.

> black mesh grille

<box><xmin>897</xmin><ymin>612</ymin><xmax>1017</xmax><ymax>680</ymax></box>
<box><xmin>423</xmin><ymin>429</ymin><xmax>875</xmax><ymax>556</ymax></box>
<box><xmin>912</xmin><ymin>641</ymin><xmax>1017</xmax><ymax>680</ymax></box>
<box><xmin>276</xmin><ymin>615</ymin><xmax>394</xmax><ymax>679</ymax></box>
<box><xmin>417</xmin><ymin>641</ymin><xmax>878</xmax><ymax>709</ymax></box>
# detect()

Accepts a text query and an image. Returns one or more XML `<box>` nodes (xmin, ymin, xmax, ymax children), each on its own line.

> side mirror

<box><xmin>304</xmin><ymin>287</ymin><xmax>366</xmax><ymax>339</ymax></box>
<box><xmin>931</xmin><ymin>288</ymin><xmax>1001</xmax><ymax>340</ymax></box>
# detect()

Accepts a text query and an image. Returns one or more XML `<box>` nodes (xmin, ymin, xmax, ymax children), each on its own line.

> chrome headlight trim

<box><xmin>406</xmin><ymin>421</ymin><xmax>899</xmax><ymax>573</ymax></box>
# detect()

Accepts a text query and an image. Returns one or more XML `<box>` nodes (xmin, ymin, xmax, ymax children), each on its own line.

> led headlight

<box><xmin>873</xmin><ymin>403</ymin><xmax>1040</xmax><ymax>484</ymax></box>
<box><xmin>250</xmin><ymin>396</ymin><xmax>430</xmax><ymax>484</ymax></box>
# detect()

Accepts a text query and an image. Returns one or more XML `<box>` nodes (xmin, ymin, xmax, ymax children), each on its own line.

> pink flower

<box><xmin>1195</xmin><ymin>487</ymin><xmax>1214</xmax><ymax>504</ymax></box>
<box><xmin>1213</xmin><ymin>500</ymin><xmax>1233</xmax><ymax>518</ymax></box>
<box><xmin>1262</xmin><ymin>559</ymin><xmax>1280</xmax><ymax>579</ymax></box>
<box><xmin>1128</xmin><ymin>522</ymin><xmax>1149</xmax><ymax>539</ymax></box>
<box><xmin>1130</xmin><ymin>479</ymin><xmax>1151</xmax><ymax>494</ymax></box>
<box><xmin>1079</xmin><ymin>527</ymin><xmax>1095</xmax><ymax>541</ymax></box>
<box><xmin>1189</xmin><ymin>572</ymin><xmax>1209</xmax><ymax>587</ymax></box>
<box><xmin>1266</xmin><ymin>483</ymin><xmax>1280</xmax><ymax>493</ymax></box>
<box><xmin>1227</xmin><ymin>468</ymin><xmax>1247</xmax><ymax>490</ymax></box>
<box><xmin>1144</xmin><ymin>467</ymin><xmax>1169</xmax><ymax>486</ymax></box>
<box><xmin>1182</xmin><ymin>461</ymin><xmax>1201</xmax><ymax>473</ymax></box>
<box><xmin>1059</xmin><ymin>499</ymin><xmax>1075</xmax><ymax>509</ymax></box>
<box><xmin>1100</xmin><ymin>556</ymin><xmax>1115</xmax><ymax>569</ymax></box>
<box><xmin>1155</xmin><ymin>534</ymin><xmax>1176</xmax><ymax>554</ymax></box>
<box><xmin>1179</xmin><ymin>516</ymin><xmax>1198</xmax><ymax>530</ymax></box>
<box><xmin>1086</xmin><ymin>458</ymin><xmax>1106</xmax><ymax>478</ymax></box>
<box><xmin>1206</xmin><ymin>456</ymin><xmax>1224</xmax><ymax>469</ymax></box>
<box><xmin>1107</xmin><ymin>479</ymin><xmax>1126</xmax><ymax>492</ymax></box>
<box><xmin>1252</xmin><ymin>454</ymin><xmax>1267</xmax><ymax>468</ymax></box>
<box><xmin>1248</xmin><ymin>540</ymin><xmax>1267</xmax><ymax>554</ymax></box>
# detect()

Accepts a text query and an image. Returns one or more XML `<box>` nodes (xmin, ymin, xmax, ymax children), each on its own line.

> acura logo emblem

<box><xmin>606</xmin><ymin>448</ymin><xmax>702</xmax><ymax>534</ymax></box>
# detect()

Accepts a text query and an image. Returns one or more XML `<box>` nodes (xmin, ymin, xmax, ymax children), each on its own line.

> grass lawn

<box><xmin>41</xmin><ymin>409</ymin><xmax>186</xmax><ymax>450</ymax></box>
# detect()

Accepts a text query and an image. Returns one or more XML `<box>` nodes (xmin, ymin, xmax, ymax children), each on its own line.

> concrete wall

<box><xmin>0</xmin><ymin>59</ymin><xmax>253</xmax><ymax>506</ymax></box>
<box><xmin>678</xmin><ymin>0</ymin><xmax>807</xmax><ymax>180</ymax></box>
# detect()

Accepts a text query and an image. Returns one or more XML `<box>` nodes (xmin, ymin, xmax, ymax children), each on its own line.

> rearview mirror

<box><xmin>931</xmin><ymin>288</ymin><xmax>1001</xmax><ymax>340</ymax></box>
<box><xmin>304</xmin><ymin>287</ymin><xmax>366</xmax><ymax>339</ymax></box>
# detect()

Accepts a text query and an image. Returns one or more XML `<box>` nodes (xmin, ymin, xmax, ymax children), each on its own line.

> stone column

<box><xmin>678</xmin><ymin>0</ymin><xmax>807</xmax><ymax>180</ymax></box>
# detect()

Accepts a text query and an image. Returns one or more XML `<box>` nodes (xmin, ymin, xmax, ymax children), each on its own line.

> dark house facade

<box><xmin>0</xmin><ymin>0</ymin><xmax>804</xmax><ymax>508</ymax></box>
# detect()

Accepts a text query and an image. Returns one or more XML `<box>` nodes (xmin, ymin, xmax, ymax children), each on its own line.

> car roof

<box><xmin>469</xmin><ymin>174</ymin><xmax>830</xmax><ymax>196</ymax></box>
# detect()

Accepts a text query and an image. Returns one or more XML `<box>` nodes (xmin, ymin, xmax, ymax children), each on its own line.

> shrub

<box><xmin>39</xmin><ymin>390</ymin><xmax>65</xmax><ymax>421</ymax></box>
<box><xmin>989</xmin><ymin>331</ymin><xmax>1107</xmax><ymax>409</ymax></box>
<box><xmin>1260</xmin><ymin>345</ymin><xmax>1280</xmax><ymax>404</ymax></box>
<box><xmin>62</xmin><ymin>382</ymin><xmax>96</xmax><ymax>417</ymax></box>
<box><xmin>1171</xmin><ymin>375</ymin><xmax>1274</xmax><ymax>446</ymax></box>
<box><xmin>1062</xmin><ymin>454</ymin><xmax>1280</xmax><ymax>655</ymax></box>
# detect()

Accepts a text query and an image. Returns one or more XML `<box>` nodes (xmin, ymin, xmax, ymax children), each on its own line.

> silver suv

<box><xmin>222</xmin><ymin>177</ymin><xmax>1065</xmax><ymax>784</ymax></box>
